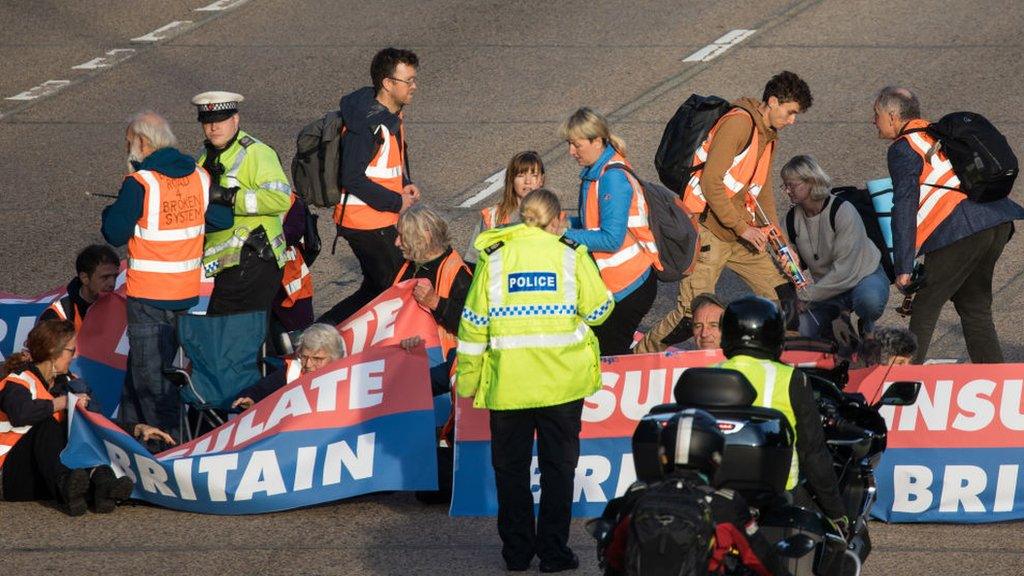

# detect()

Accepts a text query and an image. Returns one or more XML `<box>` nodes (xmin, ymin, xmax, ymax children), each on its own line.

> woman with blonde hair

<box><xmin>458</xmin><ymin>188</ymin><xmax>614</xmax><ymax>571</ymax></box>
<box><xmin>465</xmin><ymin>151</ymin><xmax>545</xmax><ymax>264</ymax></box>
<box><xmin>560</xmin><ymin>108</ymin><xmax>662</xmax><ymax>355</ymax></box>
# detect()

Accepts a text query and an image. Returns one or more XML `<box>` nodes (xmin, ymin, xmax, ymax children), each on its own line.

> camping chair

<box><xmin>164</xmin><ymin>310</ymin><xmax>267</xmax><ymax>441</ymax></box>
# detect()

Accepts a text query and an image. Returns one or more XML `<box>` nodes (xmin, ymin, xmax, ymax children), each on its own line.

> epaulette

<box><xmin>559</xmin><ymin>236</ymin><xmax>580</xmax><ymax>249</ymax></box>
<box><xmin>239</xmin><ymin>135</ymin><xmax>255</xmax><ymax>148</ymax></box>
<box><xmin>483</xmin><ymin>241</ymin><xmax>504</xmax><ymax>255</ymax></box>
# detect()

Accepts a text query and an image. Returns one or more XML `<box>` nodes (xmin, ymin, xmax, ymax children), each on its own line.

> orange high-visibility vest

<box><xmin>681</xmin><ymin>109</ymin><xmax>775</xmax><ymax>219</ymax></box>
<box><xmin>393</xmin><ymin>250</ymin><xmax>470</xmax><ymax>358</ymax></box>
<box><xmin>898</xmin><ymin>119</ymin><xmax>966</xmax><ymax>249</ymax></box>
<box><xmin>126</xmin><ymin>167</ymin><xmax>210</xmax><ymax>301</ymax></box>
<box><xmin>583</xmin><ymin>154</ymin><xmax>662</xmax><ymax>295</ymax></box>
<box><xmin>44</xmin><ymin>296</ymin><xmax>82</xmax><ymax>332</ymax></box>
<box><xmin>480</xmin><ymin>206</ymin><xmax>509</xmax><ymax>230</ymax></box>
<box><xmin>0</xmin><ymin>369</ymin><xmax>62</xmax><ymax>468</ymax></box>
<box><xmin>334</xmin><ymin>122</ymin><xmax>405</xmax><ymax>230</ymax></box>
<box><xmin>280</xmin><ymin>247</ymin><xmax>313</xmax><ymax>307</ymax></box>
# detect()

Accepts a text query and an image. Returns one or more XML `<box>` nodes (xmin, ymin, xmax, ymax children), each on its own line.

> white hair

<box><xmin>298</xmin><ymin>323</ymin><xmax>346</xmax><ymax>360</ymax></box>
<box><xmin>127</xmin><ymin>110</ymin><xmax>177</xmax><ymax>149</ymax></box>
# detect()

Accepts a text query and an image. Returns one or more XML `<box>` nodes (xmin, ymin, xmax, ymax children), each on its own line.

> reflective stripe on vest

<box><xmin>583</xmin><ymin>155</ymin><xmax>661</xmax><ymax>294</ymax></box>
<box><xmin>0</xmin><ymin>370</ymin><xmax>60</xmax><ymax>468</ymax></box>
<box><xmin>45</xmin><ymin>297</ymin><xmax>83</xmax><ymax>332</ymax></box>
<box><xmin>280</xmin><ymin>247</ymin><xmax>313</xmax><ymax>307</ymax></box>
<box><xmin>681</xmin><ymin>109</ymin><xmax>775</xmax><ymax>218</ymax></box>
<box><xmin>481</xmin><ymin>206</ymin><xmax>506</xmax><ymax>230</ymax></box>
<box><xmin>716</xmin><ymin>355</ymin><xmax>799</xmax><ymax>489</ymax></box>
<box><xmin>334</xmin><ymin>122</ymin><xmax>404</xmax><ymax>230</ymax></box>
<box><xmin>284</xmin><ymin>358</ymin><xmax>302</xmax><ymax>384</ymax></box>
<box><xmin>394</xmin><ymin>251</ymin><xmax>470</xmax><ymax>358</ymax></box>
<box><xmin>126</xmin><ymin>167</ymin><xmax>210</xmax><ymax>301</ymax></box>
<box><xmin>899</xmin><ymin>119</ymin><xmax>966</xmax><ymax>249</ymax></box>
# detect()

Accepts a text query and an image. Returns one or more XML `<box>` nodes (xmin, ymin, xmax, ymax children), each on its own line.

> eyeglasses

<box><xmin>781</xmin><ymin>181</ymin><xmax>806</xmax><ymax>192</ymax></box>
<box><xmin>63</xmin><ymin>347</ymin><xmax>76</xmax><ymax>355</ymax></box>
<box><xmin>299</xmin><ymin>353</ymin><xmax>331</xmax><ymax>364</ymax></box>
<box><xmin>388</xmin><ymin>76</ymin><xmax>417</xmax><ymax>86</ymax></box>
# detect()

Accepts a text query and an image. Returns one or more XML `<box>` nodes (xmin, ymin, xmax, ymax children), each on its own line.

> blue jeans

<box><xmin>121</xmin><ymin>298</ymin><xmax>182</xmax><ymax>442</ymax></box>
<box><xmin>799</xmin><ymin>265</ymin><xmax>890</xmax><ymax>338</ymax></box>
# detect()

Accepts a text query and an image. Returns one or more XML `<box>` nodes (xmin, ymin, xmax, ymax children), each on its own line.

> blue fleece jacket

<box><xmin>101</xmin><ymin>147</ymin><xmax>233</xmax><ymax>310</ymax></box>
<box><xmin>564</xmin><ymin>144</ymin><xmax>649</xmax><ymax>300</ymax></box>
<box><xmin>888</xmin><ymin>139</ymin><xmax>1024</xmax><ymax>275</ymax></box>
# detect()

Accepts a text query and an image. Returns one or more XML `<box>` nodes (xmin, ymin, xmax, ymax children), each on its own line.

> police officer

<box><xmin>192</xmin><ymin>91</ymin><xmax>292</xmax><ymax>315</ymax></box>
<box><xmin>716</xmin><ymin>296</ymin><xmax>848</xmax><ymax>532</ymax></box>
<box><xmin>457</xmin><ymin>188</ymin><xmax>615</xmax><ymax>573</ymax></box>
<box><xmin>597</xmin><ymin>408</ymin><xmax>792</xmax><ymax>576</ymax></box>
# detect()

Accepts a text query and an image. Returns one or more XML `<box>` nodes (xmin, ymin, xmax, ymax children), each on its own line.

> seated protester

<box><xmin>781</xmin><ymin>155</ymin><xmax>889</xmax><ymax>339</ymax></box>
<box><xmin>232</xmin><ymin>323</ymin><xmax>344</xmax><ymax>410</ymax></box>
<box><xmin>662</xmin><ymin>293</ymin><xmax>726</xmax><ymax>351</ymax></box>
<box><xmin>38</xmin><ymin>244</ymin><xmax>120</xmax><ymax>330</ymax></box>
<box><xmin>0</xmin><ymin>320</ymin><xmax>172</xmax><ymax>516</ymax></box>
<box><xmin>270</xmin><ymin>193</ymin><xmax>316</xmax><ymax>355</ymax></box>
<box><xmin>464</xmin><ymin>151</ymin><xmax>545</xmax><ymax>265</ymax></box>
<box><xmin>858</xmin><ymin>326</ymin><xmax>917</xmax><ymax>368</ymax></box>
<box><xmin>597</xmin><ymin>408</ymin><xmax>791</xmax><ymax>576</ymax></box>
<box><xmin>394</xmin><ymin>204</ymin><xmax>472</xmax><ymax>395</ymax></box>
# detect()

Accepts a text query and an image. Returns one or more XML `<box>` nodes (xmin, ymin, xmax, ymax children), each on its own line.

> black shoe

<box><xmin>59</xmin><ymin>469</ymin><xmax>91</xmax><ymax>517</ymax></box>
<box><xmin>91</xmin><ymin>465</ymin><xmax>134</xmax><ymax>513</ymax></box>
<box><xmin>539</xmin><ymin>553</ymin><xmax>579</xmax><ymax>573</ymax></box>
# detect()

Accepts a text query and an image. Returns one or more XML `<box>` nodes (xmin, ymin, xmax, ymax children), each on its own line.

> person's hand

<box><xmin>134</xmin><ymin>424</ymin><xmax>177</xmax><ymax>446</ymax></box>
<box><xmin>740</xmin><ymin>226</ymin><xmax>768</xmax><ymax>253</ymax></box>
<box><xmin>51</xmin><ymin>395</ymin><xmax>68</xmax><ymax>412</ymax></box>
<box><xmin>400</xmin><ymin>336</ymin><xmax>424</xmax><ymax>351</ymax></box>
<box><xmin>895</xmin><ymin>273</ymin><xmax>912</xmax><ymax>292</ymax></box>
<box><xmin>412</xmin><ymin>280</ymin><xmax>440</xmax><ymax>310</ymax></box>
<box><xmin>403</xmin><ymin>183</ymin><xmax>421</xmax><ymax>201</ymax></box>
<box><xmin>400</xmin><ymin>192</ymin><xmax>416</xmax><ymax>214</ymax></box>
<box><xmin>231</xmin><ymin>397</ymin><xmax>254</xmax><ymax>411</ymax></box>
<box><xmin>75</xmin><ymin>394</ymin><xmax>91</xmax><ymax>410</ymax></box>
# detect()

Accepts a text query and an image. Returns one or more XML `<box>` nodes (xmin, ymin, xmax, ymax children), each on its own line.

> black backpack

<box><xmin>784</xmin><ymin>187</ymin><xmax>896</xmax><ymax>283</ymax></box>
<box><xmin>626</xmin><ymin>478</ymin><xmax>714</xmax><ymax>576</ymax></box>
<box><xmin>607</xmin><ymin>164</ymin><xmax>700</xmax><ymax>282</ymax></box>
<box><xmin>292</xmin><ymin>110</ymin><xmax>345</xmax><ymax>208</ymax></box>
<box><xmin>906</xmin><ymin>112</ymin><xmax>1019</xmax><ymax>202</ymax></box>
<box><xmin>655</xmin><ymin>95</ymin><xmax>736</xmax><ymax>194</ymax></box>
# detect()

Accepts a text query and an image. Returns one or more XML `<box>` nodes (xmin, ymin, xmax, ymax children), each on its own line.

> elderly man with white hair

<box><xmin>101</xmin><ymin>111</ymin><xmax>232</xmax><ymax>442</ymax></box>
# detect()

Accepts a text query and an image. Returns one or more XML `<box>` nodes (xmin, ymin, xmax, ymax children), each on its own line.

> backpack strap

<box><xmin>828</xmin><ymin>195</ymin><xmax>842</xmax><ymax>231</ymax></box>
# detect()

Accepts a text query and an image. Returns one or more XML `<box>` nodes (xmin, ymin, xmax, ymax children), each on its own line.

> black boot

<box><xmin>90</xmin><ymin>465</ymin><xmax>134</xmax><ymax>513</ymax></box>
<box><xmin>59</xmin><ymin>469</ymin><xmax>91</xmax><ymax>516</ymax></box>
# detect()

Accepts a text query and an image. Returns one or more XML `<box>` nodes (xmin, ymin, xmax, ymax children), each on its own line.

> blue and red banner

<box><xmin>61</xmin><ymin>344</ymin><xmax>438</xmax><ymax>514</ymax></box>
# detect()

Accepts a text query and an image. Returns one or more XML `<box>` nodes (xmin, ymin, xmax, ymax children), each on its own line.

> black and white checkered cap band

<box><xmin>197</xmin><ymin>102</ymin><xmax>238</xmax><ymax>112</ymax></box>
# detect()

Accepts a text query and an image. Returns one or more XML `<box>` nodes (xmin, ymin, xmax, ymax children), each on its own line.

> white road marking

<box><xmin>72</xmin><ymin>48</ymin><xmax>136</xmax><ymax>70</ymax></box>
<box><xmin>459</xmin><ymin>169</ymin><xmax>507</xmax><ymax>208</ymax></box>
<box><xmin>132</xmin><ymin>20</ymin><xmax>194</xmax><ymax>42</ymax></box>
<box><xmin>5</xmin><ymin>80</ymin><xmax>71</xmax><ymax>101</ymax></box>
<box><xmin>683</xmin><ymin>29</ymin><xmax>756</xmax><ymax>62</ymax></box>
<box><xmin>195</xmin><ymin>0</ymin><xmax>249</xmax><ymax>11</ymax></box>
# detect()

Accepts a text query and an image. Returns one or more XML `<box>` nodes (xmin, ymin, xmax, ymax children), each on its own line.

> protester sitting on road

<box><xmin>232</xmin><ymin>323</ymin><xmax>345</xmax><ymax>410</ymax></box>
<box><xmin>465</xmin><ymin>151</ymin><xmax>545</xmax><ymax>264</ymax></box>
<box><xmin>0</xmin><ymin>320</ymin><xmax>173</xmax><ymax>516</ymax></box>
<box><xmin>38</xmin><ymin>244</ymin><xmax>120</xmax><ymax>330</ymax></box>
<box><xmin>781</xmin><ymin>155</ymin><xmax>889</xmax><ymax>340</ymax></box>
<box><xmin>859</xmin><ymin>326</ymin><xmax>917</xmax><ymax>367</ymax></box>
<box><xmin>457</xmin><ymin>188</ymin><xmax>615</xmax><ymax>572</ymax></box>
<box><xmin>691</xmin><ymin>293</ymin><xmax>726</xmax><ymax>351</ymax></box>
<box><xmin>561</xmin><ymin>107</ymin><xmax>662</xmax><ymax>356</ymax></box>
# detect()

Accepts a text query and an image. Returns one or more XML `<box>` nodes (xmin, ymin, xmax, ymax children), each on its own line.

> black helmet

<box><xmin>721</xmin><ymin>295</ymin><xmax>785</xmax><ymax>359</ymax></box>
<box><xmin>632</xmin><ymin>408</ymin><xmax>725</xmax><ymax>479</ymax></box>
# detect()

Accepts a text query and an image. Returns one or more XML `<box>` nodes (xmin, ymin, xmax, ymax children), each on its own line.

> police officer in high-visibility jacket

<box><xmin>193</xmin><ymin>91</ymin><xmax>292</xmax><ymax>315</ymax></box>
<box><xmin>873</xmin><ymin>86</ymin><xmax>1024</xmax><ymax>363</ymax></box>
<box><xmin>101</xmin><ymin>111</ymin><xmax>232</xmax><ymax>442</ymax></box>
<box><xmin>457</xmin><ymin>188</ymin><xmax>615</xmax><ymax>573</ymax></box>
<box><xmin>716</xmin><ymin>296</ymin><xmax>848</xmax><ymax>535</ymax></box>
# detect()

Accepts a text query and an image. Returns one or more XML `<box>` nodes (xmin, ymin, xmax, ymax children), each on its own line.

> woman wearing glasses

<box><xmin>781</xmin><ymin>155</ymin><xmax>889</xmax><ymax>339</ymax></box>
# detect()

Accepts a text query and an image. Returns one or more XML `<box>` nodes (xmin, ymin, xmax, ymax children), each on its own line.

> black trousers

<box><xmin>317</xmin><ymin>226</ymin><xmax>404</xmax><ymax>325</ymax></box>
<box><xmin>2</xmin><ymin>417</ymin><xmax>69</xmax><ymax>502</ymax></box>
<box><xmin>911</xmin><ymin>222</ymin><xmax>1013</xmax><ymax>363</ymax></box>
<box><xmin>207</xmin><ymin>235</ymin><xmax>286</xmax><ymax>316</ymax></box>
<box><xmin>591</xmin><ymin>270</ymin><xmax>657</xmax><ymax>356</ymax></box>
<box><xmin>489</xmin><ymin>399</ymin><xmax>583</xmax><ymax>568</ymax></box>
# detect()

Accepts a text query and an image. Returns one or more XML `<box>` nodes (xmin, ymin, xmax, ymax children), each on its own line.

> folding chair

<box><xmin>165</xmin><ymin>310</ymin><xmax>267</xmax><ymax>441</ymax></box>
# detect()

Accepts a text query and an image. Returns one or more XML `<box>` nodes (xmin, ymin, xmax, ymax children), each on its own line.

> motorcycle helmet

<box><xmin>721</xmin><ymin>295</ymin><xmax>785</xmax><ymax>359</ymax></box>
<box><xmin>632</xmin><ymin>408</ymin><xmax>725</xmax><ymax>480</ymax></box>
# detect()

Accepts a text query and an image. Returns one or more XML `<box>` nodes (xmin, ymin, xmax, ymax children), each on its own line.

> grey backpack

<box><xmin>292</xmin><ymin>110</ymin><xmax>344</xmax><ymax>208</ymax></box>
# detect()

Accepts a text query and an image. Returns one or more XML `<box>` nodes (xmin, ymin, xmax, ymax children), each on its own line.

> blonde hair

<box><xmin>497</xmin><ymin>151</ymin><xmax>545</xmax><ymax>225</ymax></box>
<box><xmin>780</xmin><ymin>155</ymin><xmax>832</xmax><ymax>201</ymax></box>
<box><xmin>397</xmin><ymin>204</ymin><xmax>451</xmax><ymax>263</ymax></box>
<box><xmin>558</xmin><ymin>107</ymin><xmax>626</xmax><ymax>156</ymax></box>
<box><xmin>519</xmin><ymin>189</ymin><xmax>561</xmax><ymax>229</ymax></box>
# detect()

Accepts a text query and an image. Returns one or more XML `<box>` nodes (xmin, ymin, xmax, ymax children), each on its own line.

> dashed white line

<box><xmin>195</xmin><ymin>0</ymin><xmax>250</xmax><ymax>11</ymax></box>
<box><xmin>683</xmin><ymin>29</ymin><xmax>756</xmax><ymax>62</ymax></box>
<box><xmin>72</xmin><ymin>48</ymin><xmax>136</xmax><ymax>70</ymax></box>
<box><xmin>459</xmin><ymin>169</ymin><xmax>506</xmax><ymax>208</ymax></box>
<box><xmin>5</xmin><ymin>80</ymin><xmax>71</xmax><ymax>101</ymax></box>
<box><xmin>132</xmin><ymin>20</ymin><xmax>194</xmax><ymax>42</ymax></box>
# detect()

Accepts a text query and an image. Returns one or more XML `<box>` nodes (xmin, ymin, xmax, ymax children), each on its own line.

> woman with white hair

<box><xmin>781</xmin><ymin>155</ymin><xmax>889</xmax><ymax>338</ymax></box>
<box><xmin>231</xmin><ymin>323</ymin><xmax>345</xmax><ymax>410</ymax></box>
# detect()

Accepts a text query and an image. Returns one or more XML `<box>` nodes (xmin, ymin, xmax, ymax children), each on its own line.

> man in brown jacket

<box><xmin>637</xmin><ymin>72</ymin><xmax>813</xmax><ymax>353</ymax></box>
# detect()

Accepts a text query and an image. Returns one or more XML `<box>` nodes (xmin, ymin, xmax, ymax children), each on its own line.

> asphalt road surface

<box><xmin>2</xmin><ymin>0</ymin><xmax>1024</xmax><ymax>574</ymax></box>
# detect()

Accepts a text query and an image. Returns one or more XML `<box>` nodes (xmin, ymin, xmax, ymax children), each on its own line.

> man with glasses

<box><xmin>636</xmin><ymin>72</ymin><xmax>812</xmax><ymax>353</ymax></box>
<box><xmin>319</xmin><ymin>47</ymin><xmax>422</xmax><ymax>325</ymax></box>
